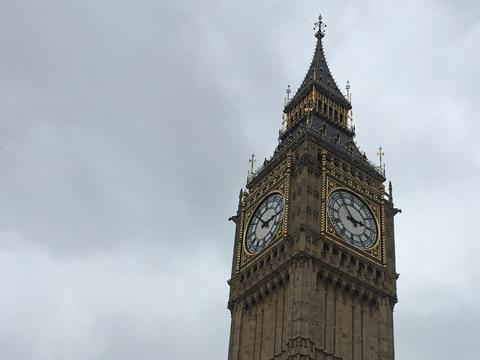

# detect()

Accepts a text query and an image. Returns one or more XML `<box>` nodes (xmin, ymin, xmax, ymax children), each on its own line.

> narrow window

<box><xmin>333</xmin><ymin>296</ymin><xmax>337</xmax><ymax>353</ymax></box>
<box><xmin>352</xmin><ymin>305</ymin><xmax>355</xmax><ymax>360</ymax></box>
<box><xmin>361</xmin><ymin>309</ymin><xmax>365</xmax><ymax>360</ymax></box>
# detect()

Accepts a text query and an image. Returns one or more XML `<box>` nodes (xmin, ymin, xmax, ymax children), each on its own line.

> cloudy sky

<box><xmin>0</xmin><ymin>0</ymin><xmax>479</xmax><ymax>359</ymax></box>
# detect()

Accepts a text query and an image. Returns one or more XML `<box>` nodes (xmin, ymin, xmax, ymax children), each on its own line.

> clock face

<box><xmin>245</xmin><ymin>193</ymin><xmax>284</xmax><ymax>254</ymax></box>
<box><xmin>327</xmin><ymin>190</ymin><xmax>378</xmax><ymax>249</ymax></box>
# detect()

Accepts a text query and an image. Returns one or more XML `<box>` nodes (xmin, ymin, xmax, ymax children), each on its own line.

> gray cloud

<box><xmin>0</xmin><ymin>0</ymin><xmax>478</xmax><ymax>359</ymax></box>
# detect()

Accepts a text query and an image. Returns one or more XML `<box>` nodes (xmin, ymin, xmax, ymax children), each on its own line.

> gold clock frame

<box><xmin>235</xmin><ymin>152</ymin><xmax>292</xmax><ymax>271</ymax></box>
<box><xmin>324</xmin><ymin>177</ymin><xmax>385</xmax><ymax>263</ymax></box>
<box><xmin>242</xmin><ymin>190</ymin><xmax>287</xmax><ymax>256</ymax></box>
<box><xmin>326</xmin><ymin>187</ymin><xmax>380</xmax><ymax>250</ymax></box>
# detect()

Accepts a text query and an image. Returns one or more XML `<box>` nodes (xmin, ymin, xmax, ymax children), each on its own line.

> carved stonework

<box><xmin>236</xmin><ymin>153</ymin><xmax>292</xmax><ymax>271</ymax></box>
<box><xmin>227</xmin><ymin>16</ymin><xmax>397</xmax><ymax>360</ymax></box>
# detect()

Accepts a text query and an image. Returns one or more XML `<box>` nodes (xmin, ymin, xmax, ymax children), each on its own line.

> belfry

<box><xmin>227</xmin><ymin>15</ymin><xmax>399</xmax><ymax>360</ymax></box>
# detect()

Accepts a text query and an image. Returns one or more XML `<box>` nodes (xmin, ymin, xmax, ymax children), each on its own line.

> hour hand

<box><xmin>346</xmin><ymin>215</ymin><xmax>358</xmax><ymax>227</ymax></box>
<box><xmin>262</xmin><ymin>214</ymin><xmax>276</xmax><ymax>228</ymax></box>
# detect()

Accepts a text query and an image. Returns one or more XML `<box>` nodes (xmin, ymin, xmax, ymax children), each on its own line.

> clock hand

<box><xmin>256</xmin><ymin>216</ymin><xmax>267</xmax><ymax>227</ymax></box>
<box><xmin>347</xmin><ymin>215</ymin><xmax>359</xmax><ymax>227</ymax></box>
<box><xmin>356</xmin><ymin>220</ymin><xmax>372</xmax><ymax>231</ymax></box>
<box><xmin>261</xmin><ymin>214</ymin><xmax>277</xmax><ymax>228</ymax></box>
<box><xmin>340</xmin><ymin>194</ymin><xmax>356</xmax><ymax>226</ymax></box>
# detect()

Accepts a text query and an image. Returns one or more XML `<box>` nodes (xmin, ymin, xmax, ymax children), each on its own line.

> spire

<box><xmin>285</xmin><ymin>14</ymin><xmax>351</xmax><ymax>112</ymax></box>
<box><xmin>388</xmin><ymin>181</ymin><xmax>393</xmax><ymax>202</ymax></box>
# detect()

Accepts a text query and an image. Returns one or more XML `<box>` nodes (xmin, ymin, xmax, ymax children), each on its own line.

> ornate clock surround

<box><xmin>235</xmin><ymin>152</ymin><xmax>292</xmax><ymax>270</ymax></box>
<box><xmin>321</xmin><ymin>149</ymin><xmax>387</xmax><ymax>264</ymax></box>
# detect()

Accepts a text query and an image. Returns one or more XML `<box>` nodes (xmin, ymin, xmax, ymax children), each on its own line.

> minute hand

<box><xmin>340</xmin><ymin>194</ymin><xmax>356</xmax><ymax>224</ymax></box>
<box><xmin>356</xmin><ymin>220</ymin><xmax>372</xmax><ymax>231</ymax></box>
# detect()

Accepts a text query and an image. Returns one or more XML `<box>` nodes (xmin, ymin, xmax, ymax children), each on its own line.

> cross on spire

<box><xmin>377</xmin><ymin>146</ymin><xmax>385</xmax><ymax>175</ymax></box>
<box><xmin>249</xmin><ymin>153</ymin><xmax>256</xmax><ymax>174</ymax></box>
<box><xmin>377</xmin><ymin>146</ymin><xmax>385</xmax><ymax>167</ymax></box>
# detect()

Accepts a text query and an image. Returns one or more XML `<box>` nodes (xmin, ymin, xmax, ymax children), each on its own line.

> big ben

<box><xmin>227</xmin><ymin>14</ymin><xmax>399</xmax><ymax>360</ymax></box>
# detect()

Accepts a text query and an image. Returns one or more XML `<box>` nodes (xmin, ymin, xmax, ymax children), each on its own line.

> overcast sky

<box><xmin>0</xmin><ymin>0</ymin><xmax>479</xmax><ymax>359</ymax></box>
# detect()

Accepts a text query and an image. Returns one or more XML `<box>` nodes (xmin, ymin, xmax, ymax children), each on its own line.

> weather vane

<box><xmin>314</xmin><ymin>14</ymin><xmax>326</xmax><ymax>36</ymax></box>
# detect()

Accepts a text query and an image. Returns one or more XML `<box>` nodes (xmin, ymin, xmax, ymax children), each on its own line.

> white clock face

<box><xmin>327</xmin><ymin>190</ymin><xmax>378</xmax><ymax>249</ymax></box>
<box><xmin>245</xmin><ymin>193</ymin><xmax>284</xmax><ymax>254</ymax></box>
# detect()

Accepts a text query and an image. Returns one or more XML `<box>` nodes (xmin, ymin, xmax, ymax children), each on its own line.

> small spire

<box><xmin>388</xmin><ymin>181</ymin><xmax>393</xmax><ymax>202</ymax></box>
<box><xmin>285</xmin><ymin>14</ymin><xmax>351</xmax><ymax>113</ymax></box>
<box><xmin>229</xmin><ymin>188</ymin><xmax>244</xmax><ymax>222</ymax></box>
<box><xmin>346</xmin><ymin>81</ymin><xmax>351</xmax><ymax>99</ymax></box>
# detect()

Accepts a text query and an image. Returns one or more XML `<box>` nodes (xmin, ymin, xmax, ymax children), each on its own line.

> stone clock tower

<box><xmin>227</xmin><ymin>15</ymin><xmax>399</xmax><ymax>360</ymax></box>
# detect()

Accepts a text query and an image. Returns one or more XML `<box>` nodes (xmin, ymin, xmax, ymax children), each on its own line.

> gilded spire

<box><xmin>285</xmin><ymin>14</ymin><xmax>351</xmax><ymax>113</ymax></box>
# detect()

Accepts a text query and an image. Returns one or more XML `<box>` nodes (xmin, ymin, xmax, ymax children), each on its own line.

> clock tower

<box><xmin>227</xmin><ymin>15</ymin><xmax>399</xmax><ymax>360</ymax></box>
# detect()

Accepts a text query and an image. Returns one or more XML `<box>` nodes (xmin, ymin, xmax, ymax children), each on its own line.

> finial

<box><xmin>346</xmin><ymin>81</ymin><xmax>353</xmax><ymax>105</ymax></box>
<box><xmin>248</xmin><ymin>153</ymin><xmax>256</xmax><ymax>174</ymax></box>
<box><xmin>285</xmin><ymin>84</ymin><xmax>291</xmax><ymax>103</ymax></box>
<box><xmin>314</xmin><ymin>14</ymin><xmax>326</xmax><ymax>38</ymax></box>
<box><xmin>377</xmin><ymin>146</ymin><xmax>385</xmax><ymax>175</ymax></box>
<box><xmin>377</xmin><ymin>146</ymin><xmax>384</xmax><ymax>167</ymax></box>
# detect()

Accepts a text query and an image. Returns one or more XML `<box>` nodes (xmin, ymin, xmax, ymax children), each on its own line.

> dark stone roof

<box><xmin>285</xmin><ymin>32</ymin><xmax>351</xmax><ymax>112</ymax></box>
